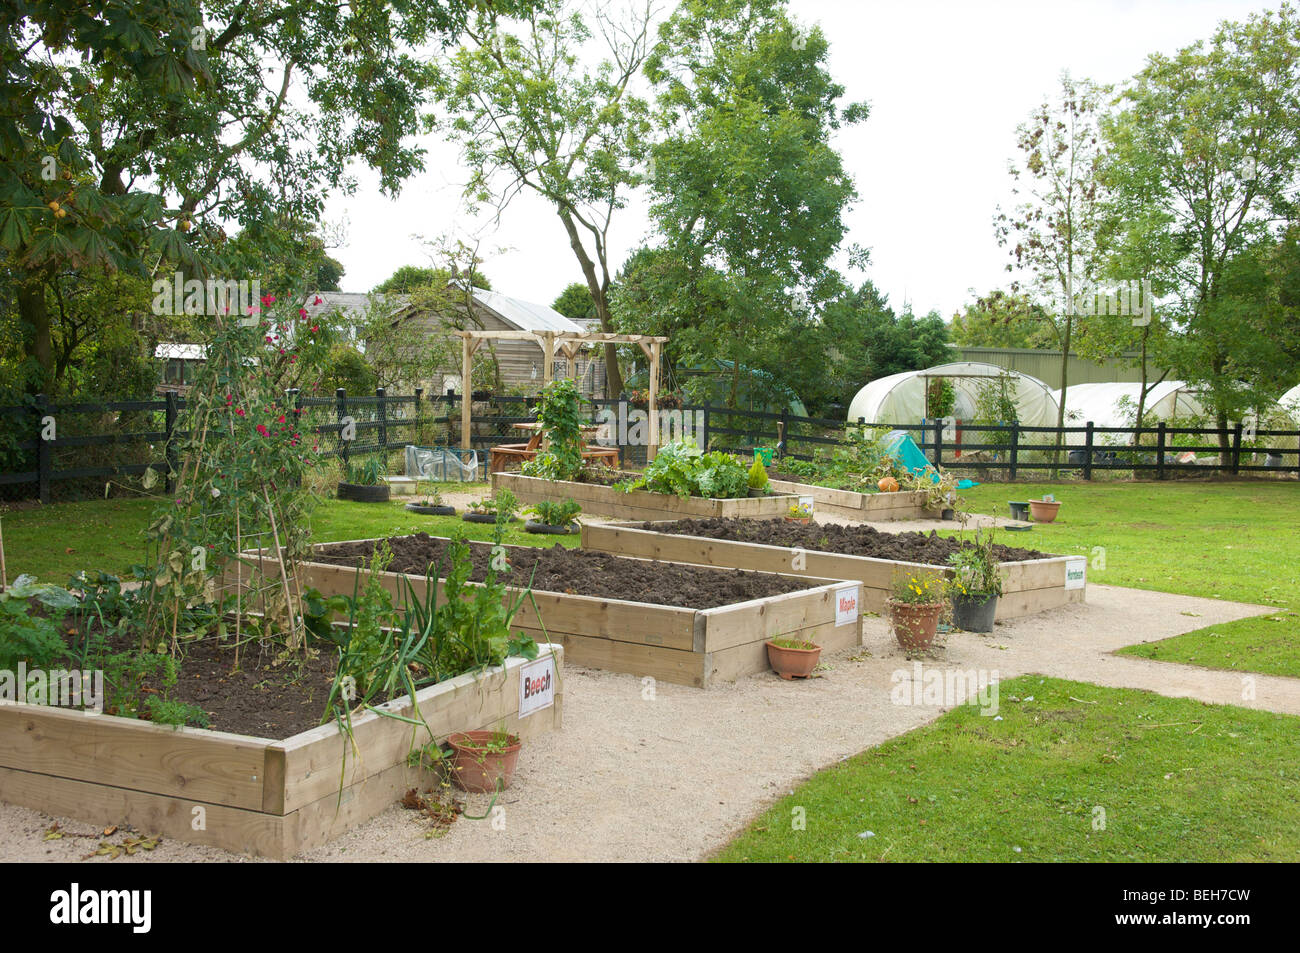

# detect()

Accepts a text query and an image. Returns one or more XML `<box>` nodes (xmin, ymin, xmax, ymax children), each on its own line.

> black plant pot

<box><xmin>951</xmin><ymin>593</ymin><xmax>998</xmax><ymax>633</ymax></box>
<box><xmin>524</xmin><ymin>520</ymin><xmax>579</xmax><ymax>535</ymax></box>
<box><xmin>405</xmin><ymin>503</ymin><xmax>456</xmax><ymax>516</ymax></box>
<box><xmin>338</xmin><ymin>482</ymin><xmax>390</xmax><ymax>503</ymax></box>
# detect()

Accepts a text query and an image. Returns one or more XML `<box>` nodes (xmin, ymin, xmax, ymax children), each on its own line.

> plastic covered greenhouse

<box><xmin>1051</xmin><ymin>381</ymin><xmax>1207</xmax><ymax>445</ymax></box>
<box><xmin>845</xmin><ymin>362</ymin><xmax>1060</xmax><ymax>429</ymax></box>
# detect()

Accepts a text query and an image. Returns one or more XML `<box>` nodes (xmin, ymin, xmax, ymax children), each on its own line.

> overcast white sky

<box><xmin>321</xmin><ymin>0</ymin><xmax>1271</xmax><ymax>319</ymax></box>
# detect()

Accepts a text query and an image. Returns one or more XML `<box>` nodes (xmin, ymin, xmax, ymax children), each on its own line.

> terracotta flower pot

<box><xmin>1028</xmin><ymin>499</ymin><xmax>1061</xmax><ymax>523</ymax></box>
<box><xmin>766</xmin><ymin>640</ymin><xmax>822</xmax><ymax>679</ymax></box>
<box><xmin>784</xmin><ymin>516</ymin><xmax>811</xmax><ymax>524</ymax></box>
<box><xmin>446</xmin><ymin>730</ymin><xmax>522</xmax><ymax>794</ymax></box>
<box><xmin>887</xmin><ymin>600</ymin><xmax>945</xmax><ymax>651</ymax></box>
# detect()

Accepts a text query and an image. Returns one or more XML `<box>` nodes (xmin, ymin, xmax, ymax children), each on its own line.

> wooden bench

<box><xmin>489</xmin><ymin>443</ymin><xmax>619</xmax><ymax>473</ymax></box>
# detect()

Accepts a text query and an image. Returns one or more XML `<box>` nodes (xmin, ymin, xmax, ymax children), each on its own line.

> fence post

<box><xmin>164</xmin><ymin>391</ymin><xmax>179</xmax><ymax>495</ymax></box>
<box><xmin>376</xmin><ymin>387</ymin><xmax>388</xmax><ymax>455</ymax></box>
<box><xmin>1156</xmin><ymin>422</ymin><xmax>1166</xmax><ymax>480</ymax></box>
<box><xmin>702</xmin><ymin>401</ymin><xmax>712</xmax><ymax>451</ymax></box>
<box><xmin>933</xmin><ymin>418</ymin><xmax>943</xmax><ymax>468</ymax></box>
<box><xmin>1083</xmin><ymin>421</ymin><xmax>1094</xmax><ymax>481</ymax></box>
<box><xmin>1009</xmin><ymin>422</ymin><xmax>1019</xmax><ymax>480</ymax></box>
<box><xmin>336</xmin><ymin>388</ymin><xmax>349</xmax><ymax>473</ymax></box>
<box><xmin>413</xmin><ymin>387</ymin><xmax>422</xmax><ymax>443</ymax></box>
<box><xmin>1231</xmin><ymin>422</ymin><xmax>1243</xmax><ymax>476</ymax></box>
<box><xmin>778</xmin><ymin>408</ymin><xmax>789</xmax><ymax>458</ymax></box>
<box><xmin>36</xmin><ymin>393</ymin><xmax>51</xmax><ymax>505</ymax></box>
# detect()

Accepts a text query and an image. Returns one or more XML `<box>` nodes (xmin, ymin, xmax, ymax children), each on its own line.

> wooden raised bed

<box><xmin>0</xmin><ymin>648</ymin><xmax>563</xmax><ymax>859</ymax></box>
<box><xmin>296</xmin><ymin>538</ymin><xmax>863</xmax><ymax>688</ymax></box>
<box><xmin>491</xmin><ymin>470</ymin><xmax>797</xmax><ymax>522</ymax></box>
<box><xmin>581</xmin><ymin>522</ymin><xmax>1086</xmax><ymax>621</ymax></box>
<box><xmin>768</xmin><ymin>480</ymin><xmax>938</xmax><ymax>521</ymax></box>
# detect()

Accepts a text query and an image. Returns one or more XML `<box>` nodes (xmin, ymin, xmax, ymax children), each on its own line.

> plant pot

<box><xmin>783</xmin><ymin>516</ymin><xmax>811</xmax><ymax>524</ymax></box>
<box><xmin>940</xmin><ymin>508</ymin><xmax>956</xmax><ymax>521</ymax></box>
<box><xmin>405</xmin><ymin>503</ymin><xmax>456</xmax><ymax>516</ymax></box>
<box><xmin>524</xmin><ymin>519</ymin><xmax>579</xmax><ymax>535</ymax></box>
<box><xmin>765</xmin><ymin>639</ymin><xmax>822</xmax><ymax>679</ymax></box>
<box><xmin>1008</xmin><ymin>500</ymin><xmax>1029</xmax><ymax>521</ymax></box>
<box><xmin>337</xmin><ymin>482</ymin><xmax>390</xmax><ymax>503</ymax></box>
<box><xmin>445</xmin><ymin>730</ymin><xmax>522</xmax><ymax>794</ymax></box>
<box><xmin>951</xmin><ymin>592</ymin><xmax>998</xmax><ymax>633</ymax></box>
<box><xmin>887</xmin><ymin>600</ymin><xmax>945</xmax><ymax>651</ymax></box>
<box><xmin>748</xmin><ymin>487</ymin><xmax>768</xmax><ymax>497</ymax></box>
<box><xmin>1028</xmin><ymin>499</ymin><xmax>1061</xmax><ymax>523</ymax></box>
<box><xmin>462</xmin><ymin>512</ymin><xmax>519</xmax><ymax>524</ymax></box>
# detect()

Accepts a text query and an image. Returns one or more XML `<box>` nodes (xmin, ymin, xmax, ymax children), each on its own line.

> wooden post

<box><xmin>36</xmin><ymin>393</ymin><xmax>51</xmax><ymax>505</ymax></box>
<box><xmin>1083</xmin><ymin>421</ymin><xmax>1094</xmax><ymax>480</ymax></box>
<box><xmin>644</xmin><ymin>340</ymin><xmax>660</xmax><ymax>460</ymax></box>
<box><xmin>375</xmin><ymin>387</ymin><xmax>388</xmax><ymax>454</ymax></box>
<box><xmin>1009</xmin><ymin>422</ymin><xmax>1019</xmax><ymax>481</ymax></box>
<box><xmin>460</xmin><ymin>335</ymin><xmax>473</xmax><ymax>450</ymax></box>
<box><xmin>1156</xmin><ymin>422</ymin><xmax>1166</xmax><ymax>480</ymax></box>
<box><xmin>541</xmin><ymin>332</ymin><xmax>555</xmax><ymax>385</ymax></box>
<box><xmin>164</xmin><ymin>390</ymin><xmax>179</xmax><ymax>495</ymax></box>
<box><xmin>1231</xmin><ymin>422</ymin><xmax>1243</xmax><ymax>476</ymax></box>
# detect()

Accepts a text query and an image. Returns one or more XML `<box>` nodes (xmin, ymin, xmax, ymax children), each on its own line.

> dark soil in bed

<box><xmin>639</xmin><ymin>518</ymin><xmax>1054</xmax><ymax>563</ymax></box>
<box><xmin>311</xmin><ymin>532</ymin><xmax>808</xmax><ymax>608</ymax></box>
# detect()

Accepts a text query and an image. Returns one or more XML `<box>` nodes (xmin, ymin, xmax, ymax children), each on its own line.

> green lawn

<box><xmin>0</xmin><ymin>483</ymin><xmax>574</xmax><ymax>585</ymax></box>
<box><xmin>949</xmin><ymin>480</ymin><xmax>1300</xmax><ymax>678</ymax></box>
<box><xmin>716</xmin><ymin>676</ymin><xmax>1300</xmax><ymax>862</ymax></box>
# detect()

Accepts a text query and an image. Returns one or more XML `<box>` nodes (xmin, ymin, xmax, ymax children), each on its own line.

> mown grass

<box><xmin>716</xmin><ymin>676</ymin><xmax>1300</xmax><ymax>862</ymax></box>
<box><xmin>947</xmin><ymin>480</ymin><xmax>1300</xmax><ymax>678</ymax></box>
<box><xmin>0</xmin><ymin>483</ymin><xmax>575</xmax><ymax>585</ymax></box>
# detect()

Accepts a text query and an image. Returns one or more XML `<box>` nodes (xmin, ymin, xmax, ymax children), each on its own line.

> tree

<box><xmin>375</xmin><ymin>264</ymin><xmax>491</xmax><ymax>294</ymax></box>
<box><xmin>1</xmin><ymin>0</ymin><xmax>536</xmax><ymax>393</ymax></box>
<box><xmin>551</xmin><ymin>281</ymin><xmax>596</xmax><ymax>322</ymax></box>
<box><xmin>949</xmin><ymin>290</ymin><xmax>1059</xmax><ymax>350</ymax></box>
<box><xmin>644</xmin><ymin>0</ymin><xmax>868</xmax><ymax>409</ymax></box>
<box><xmin>1101</xmin><ymin>6</ymin><xmax>1300</xmax><ymax>458</ymax></box>
<box><xmin>428</xmin><ymin>0</ymin><xmax>656</xmax><ymax>395</ymax></box>
<box><xmin>995</xmin><ymin>73</ymin><xmax>1109</xmax><ymax>465</ymax></box>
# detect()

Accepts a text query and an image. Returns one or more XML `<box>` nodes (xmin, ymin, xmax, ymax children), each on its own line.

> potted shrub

<box><xmin>337</xmin><ymin>457</ymin><xmax>390</xmax><ymax>502</ymax></box>
<box><xmin>405</xmin><ymin>481</ymin><xmax>455</xmax><ymax>516</ymax></box>
<box><xmin>784</xmin><ymin>500</ymin><xmax>813</xmax><ymax>524</ymax></box>
<box><xmin>947</xmin><ymin>527</ymin><xmax>1003</xmax><ymax>632</ymax></box>
<box><xmin>765</xmin><ymin>634</ymin><xmax>822</xmax><ymax>680</ymax></box>
<box><xmin>446</xmin><ymin>728</ymin><xmax>522</xmax><ymax>793</ymax></box>
<box><xmin>1028</xmin><ymin>496</ymin><xmax>1061</xmax><ymax>522</ymax></box>
<box><xmin>886</xmin><ymin>570</ymin><xmax>947</xmax><ymax>652</ymax></box>
<box><xmin>524</xmin><ymin>499</ymin><xmax>582</xmax><ymax>535</ymax></box>
<box><xmin>463</xmin><ymin>488</ymin><xmax>521</xmax><ymax>524</ymax></box>
<box><xmin>746</xmin><ymin>452</ymin><xmax>770</xmax><ymax>497</ymax></box>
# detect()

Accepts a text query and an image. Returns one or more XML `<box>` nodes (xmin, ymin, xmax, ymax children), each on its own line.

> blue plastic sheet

<box><xmin>881</xmin><ymin>430</ymin><xmax>980</xmax><ymax>488</ymax></box>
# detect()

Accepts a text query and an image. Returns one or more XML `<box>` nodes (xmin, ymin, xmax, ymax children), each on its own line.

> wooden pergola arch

<box><xmin>456</xmin><ymin>329</ymin><xmax>670</xmax><ymax>458</ymax></box>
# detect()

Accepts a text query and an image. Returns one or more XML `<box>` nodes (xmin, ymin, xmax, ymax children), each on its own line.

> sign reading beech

<box><xmin>519</xmin><ymin>655</ymin><xmax>556</xmax><ymax>718</ymax></box>
<box><xmin>835</xmin><ymin>585</ymin><xmax>860</xmax><ymax>627</ymax></box>
<box><xmin>50</xmin><ymin>883</ymin><xmax>151</xmax><ymax>934</ymax></box>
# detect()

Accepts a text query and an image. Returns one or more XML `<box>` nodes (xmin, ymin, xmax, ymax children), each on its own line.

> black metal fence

<box><xmin>3</xmin><ymin>390</ymin><xmax>1297</xmax><ymax>502</ymax></box>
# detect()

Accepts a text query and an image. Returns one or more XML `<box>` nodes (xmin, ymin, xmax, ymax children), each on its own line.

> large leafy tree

<box><xmin>428</xmin><ymin>0</ymin><xmax>656</xmax><ymax>396</ymax></box>
<box><xmin>643</xmin><ymin>0</ymin><xmax>867</xmax><ymax>408</ymax></box>
<box><xmin>1102</xmin><ymin>5</ymin><xmax>1300</xmax><ymax>456</ymax></box>
<box><xmin>1</xmin><ymin>0</ymin><xmax>536</xmax><ymax>394</ymax></box>
<box><xmin>949</xmin><ymin>289</ymin><xmax>1059</xmax><ymax>350</ymax></box>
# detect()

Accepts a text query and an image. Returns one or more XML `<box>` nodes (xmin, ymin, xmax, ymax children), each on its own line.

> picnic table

<box><xmin>489</xmin><ymin>422</ymin><xmax>619</xmax><ymax>473</ymax></box>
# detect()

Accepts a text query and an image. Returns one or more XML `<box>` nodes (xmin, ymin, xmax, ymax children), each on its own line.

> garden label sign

<box><xmin>1064</xmin><ymin>557</ymin><xmax>1087</xmax><ymax>590</ymax></box>
<box><xmin>799</xmin><ymin>495</ymin><xmax>815</xmax><ymax>514</ymax></box>
<box><xmin>519</xmin><ymin>655</ymin><xmax>556</xmax><ymax>717</ymax></box>
<box><xmin>835</xmin><ymin>584</ymin><xmax>860</xmax><ymax>627</ymax></box>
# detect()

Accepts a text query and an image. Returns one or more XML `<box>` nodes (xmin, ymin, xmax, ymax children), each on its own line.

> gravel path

<box><xmin>2</xmin><ymin>582</ymin><xmax>1291</xmax><ymax>863</ymax></box>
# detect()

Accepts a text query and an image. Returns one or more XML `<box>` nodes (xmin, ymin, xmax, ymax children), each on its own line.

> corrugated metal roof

<box><xmin>471</xmin><ymin>288</ymin><xmax>585</xmax><ymax>334</ymax></box>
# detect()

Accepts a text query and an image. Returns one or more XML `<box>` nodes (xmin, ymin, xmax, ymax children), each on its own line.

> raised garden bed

<box><xmin>768</xmin><ymin>478</ymin><xmax>937</xmax><ymax>521</ymax></box>
<box><xmin>491</xmin><ymin>470</ymin><xmax>797</xmax><ymax>522</ymax></box>
<box><xmin>580</xmin><ymin>519</ymin><xmax>1086</xmax><ymax>621</ymax></box>
<box><xmin>0</xmin><ymin>648</ymin><xmax>564</xmax><ymax>859</ymax></box>
<box><xmin>302</xmin><ymin>533</ymin><xmax>863</xmax><ymax>687</ymax></box>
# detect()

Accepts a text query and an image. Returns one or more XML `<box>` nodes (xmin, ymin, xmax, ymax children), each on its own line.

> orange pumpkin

<box><xmin>878</xmin><ymin>476</ymin><xmax>899</xmax><ymax>493</ymax></box>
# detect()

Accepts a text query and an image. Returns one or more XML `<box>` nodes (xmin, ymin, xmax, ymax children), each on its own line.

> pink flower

<box><xmin>299</xmin><ymin>308</ymin><xmax>308</xmax><ymax>319</ymax></box>
<box><xmin>313</xmin><ymin>296</ymin><xmax>322</xmax><ymax>305</ymax></box>
<box><xmin>256</xmin><ymin>424</ymin><xmax>269</xmax><ymax>437</ymax></box>
<box><xmin>261</xmin><ymin>294</ymin><xmax>276</xmax><ymax>306</ymax></box>
<box><xmin>234</xmin><ymin>408</ymin><xmax>245</xmax><ymax>417</ymax></box>
<box><xmin>277</xmin><ymin>415</ymin><xmax>286</xmax><ymax>423</ymax></box>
